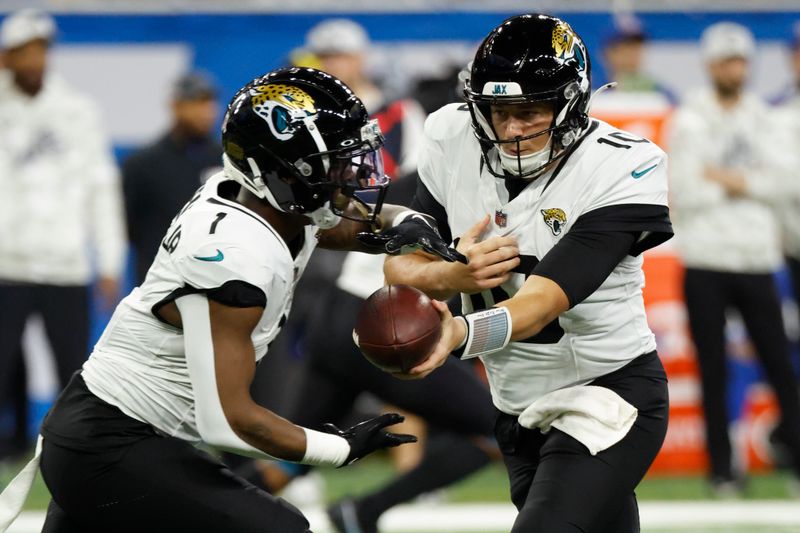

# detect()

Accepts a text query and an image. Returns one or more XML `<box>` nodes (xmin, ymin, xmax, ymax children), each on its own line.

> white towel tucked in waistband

<box><xmin>517</xmin><ymin>386</ymin><xmax>637</xmax><ymax>455</ymax></box>
<box><xmin>0</xmin><ymin>435</ymin><xmax>43</xmax><ymax>532</ymax></box>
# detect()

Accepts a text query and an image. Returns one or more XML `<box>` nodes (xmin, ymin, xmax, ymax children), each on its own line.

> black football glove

<box><xmin>357</xmin><ymin>213</ymin><xmax>468</xmax><ymax>264</ymax></box>
<box><xmin>323</xmin><ymin>413</ymin><xmax>417</xmax><ymax>466</ymax></box>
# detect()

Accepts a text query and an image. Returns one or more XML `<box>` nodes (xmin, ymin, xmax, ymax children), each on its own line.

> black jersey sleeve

<box><xmin>206</xmin><ymin>280</ymin><xmax>267</xmax><ymax>308</ymax></box>
<box><xmin>410</xmin><ymin>178</ymin><xmax>452</xmax><ymax>244</ymax></box>
<box><xmin>151</xmin><ymin>280</ymin><xmax>266</xmax><ymax>326</ymax></box>
<box><xmin>533</xmin><ymin>203</ymin><xmax>672</xmax><ymax>308</ymax></box>
<box><xmin>572</xmin><ymin>203</ymin><xmax>673</xmax><ymax>256</ymax></box>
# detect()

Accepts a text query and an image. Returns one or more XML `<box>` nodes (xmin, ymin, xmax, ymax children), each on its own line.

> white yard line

<box><xmin>7</xmin><ymin>501</ymin><xmax>800</xmax><ymax>532</ymax></box>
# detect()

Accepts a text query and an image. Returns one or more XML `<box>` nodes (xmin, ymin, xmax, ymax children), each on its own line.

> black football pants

<box><xmin>0</xmin><ymin>283</ymin><xmax>89</xmax><ymax>404</ymax></box>
<box><xmin>684</xmin><ymin>268</ymin><xmax>800</xmax><ymax>480</ymax></box>
<box><xmin>496</xmin><ymin>352</ymin><xmax>669</xmax><ymax>533</ymax></box>
<box><xmin>39</xmin><ymin>376</ymin><xmax>311</xmax><ymax>533</ymax></box>
<box><xmin>788</xmin><ymin>256</ymin><xmax>800</xmax><ymax>332</ymax></box>
<box><xmin>40</xmin><ymin>439</ymin><xmax>311</xmax><ymax>533</ymax></box>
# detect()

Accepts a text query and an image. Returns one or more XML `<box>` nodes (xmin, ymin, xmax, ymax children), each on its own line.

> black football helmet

<box><xmin>222</xmin><ymin>67</ymin><xmax>388</xmax><ymax>228</ymax></box>
<box><xmin>464</xmin><ymin>14</ymin><xmax>592</xmax><ymax>179</ymax></box>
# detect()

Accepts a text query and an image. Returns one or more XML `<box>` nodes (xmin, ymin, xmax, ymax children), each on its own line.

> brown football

<box><xmin>354</xmin><ymin>284</ymin><xmax>442</xmax><ymax>373</ymax></box>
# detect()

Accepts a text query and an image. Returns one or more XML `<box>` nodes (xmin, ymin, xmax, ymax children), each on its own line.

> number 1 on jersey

<box><xmin>209</xmin><ymin>212</ymin><xmax>227</xmax><ymax>234</ymax></box>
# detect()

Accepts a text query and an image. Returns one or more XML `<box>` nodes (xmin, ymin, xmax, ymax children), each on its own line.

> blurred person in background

<box><xmin>668</xmin><ymin>21</ymin><xmax>800</xmax><ymax>497</ymax></box>
<box><xmin>247</xmin><ymin>20</ymin><xmax>498</xmax><ymax>533</ymax></box>
<box><xmin>303</xmin><ymin>18</ymin><xmax>427</xmax><ymax>174</ymax></box>
<box><xmin>303</xmin><ymin>18</ymin><xmax>383</xmax><ymax>111</ymax></box>
<box><xmin>601</xmin><ymin>13</ymin><xmax>677</xmax><ymax>103</ymax></box>
<box><xmin>0</xmin><ymin>9</ymin><xmax>125</xmax><ymax>462</ymax></box>
<box><xmin>768</xmin><ymin>23</ymin><xmax>800</xmax><ymax>468</ymax></box>
<box><xmin>772</xmin><ymin>23</ymin><xmax>800</xmax><ymax>323</ymax></box>
<box><xmin>253</xmin><ymin>19</ymin><xmax>427</xmax><ymax>418</ymax></box>
<box><xmin>301</xmin><ymin>20</ymin><xmax>427</xmax><ymax>456</ymax></box>
<box><xmin>771</xmin><ymin>21</ymin><xmax>800</xmax><ymax>106</ymax></box>
<box><xmin>287</xmin><ymin>17</ymin><xmax>426</xmax><ymax>450</ymax></box>
<box><xmin>123</xmin><ymin>71</ymin><xmax>222</xmax><ymax>285</ymax></box>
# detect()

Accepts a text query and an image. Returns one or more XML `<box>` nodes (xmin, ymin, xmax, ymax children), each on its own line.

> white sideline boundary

<box><xmin>7</xmin><ymin>501</ymin><xmax>800</xmax><ymax>532</ymax></box>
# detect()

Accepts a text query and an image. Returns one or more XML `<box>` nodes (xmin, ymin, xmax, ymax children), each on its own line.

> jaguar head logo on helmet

<box><xmin>463</xmin><ymin>14</ymin><xmax>592</xmax><ymax>180</ymax></box>
<box><xmin>221</xmin><ymin>67</ymin><xmax>389</xmax><ymax>229</ymax></box>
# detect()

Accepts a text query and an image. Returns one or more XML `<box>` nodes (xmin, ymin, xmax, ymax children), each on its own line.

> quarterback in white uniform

<box><xmin>386</xmin><ymin>15</ymin><xmax>672</xmax><ymax>533</ymax></box>
<box><xmin>0</xmin><ymin>68</ymin><xmax>464</xmax><ymax>533</ymax></box>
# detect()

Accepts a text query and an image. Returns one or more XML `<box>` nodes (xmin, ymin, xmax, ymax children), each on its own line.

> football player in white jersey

<box><xmin>385</xmin><ymin>15</ymin><xmax>673</xmax><ymax>532</ymax></box>
<box><xmin>0</xmin><ymin>68</ymin><xmax>466</xmax><ymax>533</ymax></box>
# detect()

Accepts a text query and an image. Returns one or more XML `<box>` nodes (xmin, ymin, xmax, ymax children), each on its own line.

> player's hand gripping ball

<box><xmin>354</xmin><ymin>285</ymin><xmax>442</xmax><ymax>373</ymax></box>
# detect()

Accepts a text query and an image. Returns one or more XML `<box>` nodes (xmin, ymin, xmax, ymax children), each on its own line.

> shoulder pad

<box><xmin>424</xmin><ymin>103</ymin><xmax>472</xmax><ymax>142</ymax></box>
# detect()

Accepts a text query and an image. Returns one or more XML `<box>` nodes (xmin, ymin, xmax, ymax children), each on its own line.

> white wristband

<box><xmin>301</xmin><ymin>428</ymin><xmax>350</xmax><ymax>467</ymax></box>
<box><xmin>391</xmin><ymin>209</ymin><xmax>421</xmax><ymax>228</ymax></box>
<box><xmin>462</xmin><ymin>307</ymin><xmax>512</xmax><ymax>359</ymax></box>
<box><xmin>454</xmin><ymin>316</ymin><xmax>468</xmax><ymax>350</ymax></box>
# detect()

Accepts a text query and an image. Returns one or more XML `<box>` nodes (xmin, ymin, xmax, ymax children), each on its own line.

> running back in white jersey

<box><xmin>83</xmin><ymin>172</ymin><xmax>317</xmax><ymax>441</ymax></box>
<box><xmin>418</xmin><ymin>103</ymin><xmax>670</xmax><ymax>414</ymax></box>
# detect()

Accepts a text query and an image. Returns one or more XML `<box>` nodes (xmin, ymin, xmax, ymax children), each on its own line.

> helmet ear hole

<box><xmin>295</xmin><ymin>160</ymin><xmax>313</xmax><ymax>177</ymax></box>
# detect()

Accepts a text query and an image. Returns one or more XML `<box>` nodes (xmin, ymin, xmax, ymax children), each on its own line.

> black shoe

<box><xmin>709</xmin><ymin>476</ymin><xmax>746</xmax><ymax>499</ymax></box>
<box><xmin>768</xmin><ymin>423</ymin><xmax>794</xmax><ymax>469</ymax></box>
<box><xmin>326</xmin><ymin>498</ymin><xmax>378</xmax><ymax>533</ymax></box>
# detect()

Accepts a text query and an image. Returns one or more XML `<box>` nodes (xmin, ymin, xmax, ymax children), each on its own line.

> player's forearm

<box><xmin>384</xmin><ymin>253</ymin><xmax>457</xmax><ymax>300</ymax></box>
<box><xmin>448</xmin><ymin>277</ymin><xmax>566</xmax><ymax>362</ymax></box>
<box><xmin>178</xmin><ymin>294</ymin><xmax>350</xmax><ymax>465</ymax></box>
<box><xmin>231</xmin><ymin>406</ymin><xmax>352</xmax><ymax>466</ymax></box>
<box><xmin>228</xmin><ymin>404</ymin><xmax>307</xmax><ymax>461</ymax></box>
<box><xmin>199</xmin><ymin>400</ymin><xmax>348</xmax><ymax>466</ymax></box>
<box><xmin>499</xmin><ymin>275</ymin><xmax>568</xmax><ymax>341</ymax></box>
<box><xmin>316</xmin><ymin>203</ymin><xmax>414</xmax><ymax>252</ymax></box>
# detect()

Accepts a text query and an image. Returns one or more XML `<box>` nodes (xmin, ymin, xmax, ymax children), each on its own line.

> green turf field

<box><xmin>4</xmin><ymin>455</ymin><xmax>799</xmax><ymax>533</ymax></box>
<box><xmin>4</xmin><ymin>454</ymin><xmax>798</xmax><ymax>510</ymax></box>
<box><xmin>319</xmin><ymin>456</ymin><xmax>798</xmax><ymax>503</ymax></box>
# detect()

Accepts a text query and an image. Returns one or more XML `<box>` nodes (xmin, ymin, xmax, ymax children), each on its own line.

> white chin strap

<box><xmin>498</xmin><ymin>140</ymin><xmax>553</xmax><ymax>176</ymax></box>
<box><xmin>223</xmin><ymin>154</ymin><xmax>273</xmax><ymax>203</ymax></box>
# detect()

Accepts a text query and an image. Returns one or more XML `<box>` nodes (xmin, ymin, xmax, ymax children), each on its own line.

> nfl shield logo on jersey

<box><xmin>494</xmin><ymin>210</ymin><xmax>507</xmax><ymax>228</ymax></box>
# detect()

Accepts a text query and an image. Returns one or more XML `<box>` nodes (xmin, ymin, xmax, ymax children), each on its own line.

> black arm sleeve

<box><xmin>533</xmin><ymin>203</ymin><xmax>673</xmax><ymax>308</ymax></box>
<box><xmin>410</xmin><ymin>179</ymin><xmax>452</xmax><ymax>244</ymax></box>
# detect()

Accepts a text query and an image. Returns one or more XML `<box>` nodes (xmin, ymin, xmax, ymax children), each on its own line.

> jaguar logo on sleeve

<box><xmin>541</xmin><ymin>208</ymin><xmax>567</xmax><ymax>236</ymax></box>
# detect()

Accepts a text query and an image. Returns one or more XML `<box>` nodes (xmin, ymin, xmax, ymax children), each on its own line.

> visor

<box><xmin>302</xmin><ymin>120</ymin><xmax>390</xmax><ymax>227</ymax></box>
<box><xmin>327</xmin><ymin>147</ymin><xmax>389</xmax><ymax>227</ymax></box>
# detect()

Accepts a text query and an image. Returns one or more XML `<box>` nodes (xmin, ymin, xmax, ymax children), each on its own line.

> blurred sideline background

<box><xmin>2</xmin><ymin>0</ymin><xmax>800</xmax><ymax>531</ymax></box>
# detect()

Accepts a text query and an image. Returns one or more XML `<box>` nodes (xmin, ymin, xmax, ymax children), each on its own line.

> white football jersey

<box><xmin>418</xmin><ymin>104</ymin><xmax>669</xmax><ymax>415</ymax></box>
<box><xmin>82</xmin><ymin>172</ymin><xmax>317</xmax><ymax>442</ymax></box>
